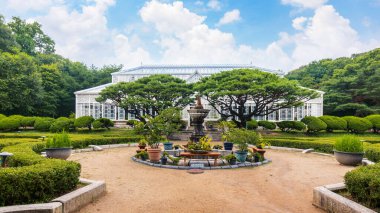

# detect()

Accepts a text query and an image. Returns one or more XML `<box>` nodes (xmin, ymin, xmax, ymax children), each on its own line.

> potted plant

<box><xmin>138</xmin><ymin>139</ymin><xmax>147</xmax><ymax>149</ymax></box>
<box><xmin>45</xmin><ymin>131</ymin><xmax>72</xmax><ymax>160</ymax></box>
<box><xmin>135</xmin><ymin>150</ymin><xmax>148</xmax><ymax>161</ymax></box>
<box><xmin>226</xmin><ymin>129</ymin><xmax>258</xmax><ymax>162</ymax></box>
<box><xmin>187</xmin><ymin>135</ymin><xmax>212</xmax><ymax>154</ymax></box>
<box><xmin>212</xmin><ymin>144</ymin><xmax>223</xmax><ymax>150</ymax></box>
<box><xmin>157</xmin><ymin>108</ymin><xmax>181</xmax><ymax>151</ymax></box>
<box><xmin>224</xmin><ymin>153</ymin><xmax>237</xmax><ymax>165</ymax></box>
<box><xmin>134</xmin><ymin>117</ymin><xmax>163</xmax><ymax>163</ymax></box>
<box><xmin>161</xmin><ymin>151</ymin><xmax>169</xmax><ymax>165</ymax></box>
<box><xmin>253</xmin><ymin>152</ymin><xmax>264</xmax><ymax>162</ymax></box>
<box><xmin>218</xmin><ymin>121</ymin><xmax>235</xmax><ymax>150</ymax></box>
<box><xmin>334</xmin><ymin>135</ymin><xmax>364</xmax><ymax>166</ymax></box>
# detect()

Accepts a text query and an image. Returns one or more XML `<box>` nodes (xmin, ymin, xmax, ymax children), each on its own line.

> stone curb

<box><xmin>313</xmin><ymin>183</ymin><xmax>376</xmax><ymax>213</ymax></box>
<box><xmin>131</xmin><ymin>156</ymin><xmax>271</xmax><ymax>170</ymax></box>
<box><xmin>0</xmin><ymin>178</ymin><xmax>106</xmax><ymax>213</ymax></box>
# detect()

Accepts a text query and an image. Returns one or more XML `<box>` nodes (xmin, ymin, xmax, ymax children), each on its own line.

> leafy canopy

<box><xmin>195</xmin><ymin>69</ymin><xmax>318</xmax><ymax>127</ymax></box>
<box><xmin>97</xmin><ymin>74</ymin><xmax>193</xmax><ymax>121</ymax></box>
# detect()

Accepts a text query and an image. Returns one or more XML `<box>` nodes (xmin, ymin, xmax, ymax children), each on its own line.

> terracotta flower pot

<box><xmin>147</xmin><ymin>148</ymin><xmax>161</xmax><ymax>162</ymax></box>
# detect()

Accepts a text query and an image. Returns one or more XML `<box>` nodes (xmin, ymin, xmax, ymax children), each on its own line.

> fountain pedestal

<box><xmin>187</xmin><ymin>96</ymin><xmax>210</xmax><ymax>143</ymax></box>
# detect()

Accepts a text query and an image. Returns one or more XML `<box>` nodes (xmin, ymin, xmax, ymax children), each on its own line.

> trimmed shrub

<box><xmin>365</xmin><ymin>147</ymin><xmax>380</xmax><ymax>163</ymax></box>
<box><xmin>20</xmin><ymin>116</ymin><xmax>37</xmax><ymax>128</ymax></box>
<box><xmin>74</xmin><ymin>116</ymin><xmax>94</xmax><ymax>130</ymax></box>
<box><xmin>92</xmin><ymin>118</ymin><xmax>114</xmax><ymax>130</ymax></box>
<box><xmin>277</xmin><ymin>121</ymin><xmax>306</xmax><ymax>132</ymax></box>
<box><xmin>0</xmin><ymin>118</ymin><xmax>21</xmax><ymax>131</ymax></box>
<box><xmin>0</xmin><ymin>114</ymin><xmax>6</xmax><ymax>120</ymax></box>
<box><xmin>49</xmin><ymin>117</ymin><xmax>72</xmax><ymax>132</ymax></box>
<box><xmin>258</xmin><ymin>120</ymin><xmax>276</xmax><ymax>130</ymax></box>
<box><xmin>34</xmin><ymin>117</ymin><xmax>55</xmax><ymax>131</ymax></box>
<box><xmin>8</xmin><ymin>115</ymin><xmax>24</xmax><ymax>122</ymax></box>
<box><xmin>319</xmin><ymin>115</ymin><xmax>347</xmax><ymax>132</ymax></box>
<box><xmin>365</xmin><ymin>114</ymin><xmax>380</xmax><ymax>133</ymax></box>
<box><xmin>92</xmin><ymin>120</ymin><xmax>103</xmax><ymax>129</ymax></box>
<box><xmin>265</xmin><ymin>138</ymin><xmax>334</xmax><ymax>153</ymax></box>
<box><xmin>334</xmin><ymin>135</ymin><xmax>363</xmax><ymax>153</ymax></box>
<box><xmin>0</xmin><ymin>142</ymin><xmax>80</xmax><ymax>206</ymax></box>
<box><xmin>301</xmin><ymin>116</ymin><xmax>327</xmax><ymax>133</ymax></box>
<box><xmin>71</xmin><ymin>136</ymin><xmax>141</xmax><ymax>148</ymax></box>
<box><xmin>246</xmin><ymin>120</ymin><xmax>258</xmax><ymax>130</ymax></box>
<box><xmin>343</xmin><ymin>116</ymin><xmax>372</xmax><ymax>133</ymax></box>
<box><xmin>345</xmin><ymin>163</ymin><xmax>380</xmax><ymax>208</ymax></box>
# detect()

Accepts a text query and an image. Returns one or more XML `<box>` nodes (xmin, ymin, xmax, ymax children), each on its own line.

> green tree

<box><xmin>97</xmin><ymin>74</ymin><xmax>193</xmax><ymax>122</ymax></box>
<box><xmin>0</xmin><ymin>15</ymin><xmax>18</xmax><ymax>52</ymax></box>
<box><xmin>7</xmin><ymin>17</ymin><xmax>55</xmax><ymax>55</ymax></box>
<box><xmin>195</xmin><ymin>69</ymin><xmax>318</xmax><ymax>127</ymax></box>
<box><xmin>0</xmin><ymin>52</ymin><xmax>43</xmax><ymax>115</ymax></box>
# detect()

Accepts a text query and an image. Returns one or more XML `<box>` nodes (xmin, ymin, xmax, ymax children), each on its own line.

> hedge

<box><xmin>265</xmin><ymin>138</ymin><xmax>334</xmax><ymax>153</ymax></box>
<box><xmin>0</xmin><ymin>118</ymin><xmax>21</xmax><ymax>131</ymax></box>
<box><xmin>301</xmin><ymin>116</ymin><xmax>327</xmax><ymax>133</ymax></box>
<box><xmin>345</xmin><ymin>163</ymin><xmax>380</xmax><ymax>208</ymax></box>
<box><xmin>74</xmin><ymin>116</ymin><xmax>94</xmax><ymax>130</ymax></box>
<box><xmin>50</xmin><ymin>117</ymin><xmax>73</xmax><ymax>132</ymax></box>
<box><xmin>0</xmin><ymin>114</ymin><xmax>6</xmax><ymax>120</ymax></box>
<box><xmin>365</xmin><ymin>114</ymin><xmax>380</xmax><ymax>133</ymax></box>
<box><xmin>343</xmin><ymin>116</ymin><xmax>372</xmax><ymax>133</ymax></box>
<box><xmin>20</xmin><ymin>116</ymin><xmax>37</xmax><ymax>128</ymax></box>
<box><xmin>71</xmin><ymin>136</ymin><xmax>141</xmax><ymax>148</ymax></box>
<box><xmin>34</xmin><ymin>117</ymin><xmax>55</xmax><ymax>131</ymax></box>
<box><xmin>246</xmin><ymin>120</ymin><xmax>258</xmax><ymax>130</ymax></box>
<box><xmin>0</xmin><ymin>142</ymin><xmax>80</xmax><ymax>206</ymax></box>
<box><xmin>277</xmin><ymin>121</ymin><xmax>306</xmax><ymax>132</ymax></box>
<box><xmin>258</xmin><ymin>120</ymin><xmax>276</xmax><ymax>130</ymax></box>
<box><xmin>319</xmin><ymin>115</ymin><xmax>347</xmax><ymax>132</ymax></box>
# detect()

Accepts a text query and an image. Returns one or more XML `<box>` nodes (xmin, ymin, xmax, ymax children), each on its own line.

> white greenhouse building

<box><xmin>74</xmin><ymin>64</ymin><xmax>324</xmax><ymax>126</ymax></box>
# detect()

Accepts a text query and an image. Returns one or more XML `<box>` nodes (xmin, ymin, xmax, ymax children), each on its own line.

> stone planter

<box><xmin>147</xmin><ymin>148</ymin><xmax>161</xmax><ymax>162</ymax></box>
<box><xmin>46</xmin><ymin>148</ymin><xmax>72</xmax><ymax>160</ymax></box>
<box><xmin>334</xmin><ymin>150</ymin><xmax>364</xmax><ymax>166</ymax></box>
<box><xmin>223</xmin><ymin>142</ymin><xmax>233</xmax><ymax>150</ymax></box>
<box><xmin>163</xmin><ymin>142</ymin><xmax>173</xmax><ymax>150</ymax></box>
<box><xmin>235</xmin><ymin>150</ymin><xmax>248</xmax><ymax>162</ymax></box>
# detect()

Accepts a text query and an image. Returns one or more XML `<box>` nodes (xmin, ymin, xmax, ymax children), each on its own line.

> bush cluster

<box><xmin>0</xmin><ymin>118</ymin><xmax>21</xmax><ymax>131</ymax></box>
<box><xmin>301</xmin><ymin>116</ymin><xmax>327</xmax><ymax>133</ymax></box>
<box><xmin>74</xmin><ymin>116</ymin><xmax>94</xmax><ymax>130</ymax></box>
<box><xmin>246</xmin><ymin>120</ymin><xmax>258</xmax><ymax>130</ymax></box>
<box><xmin>343</xmin><ymin>116</ymin><xmax>373</xmax><ymax>133</ymax></box>
<box><xmin>49</xmin><ymin>117</ymin><xmax>73</xmax><ymax>132</ymax></box>
<box><xmin>92</xmin><ymin>118</ymin><xmax>114</xmax><ymax>129</ymax></box>
<box><xmin>277</xmin><ymin>121</ymin><xmax>306</xmax><ymax>132</ymax></box>
<box><xmin>0</xmin><ymin>142</ymin><xmax>80</xmax><ymax>206</ymax></box>
<box><xmin>258</xmin><ymin>120</ymin><xmax>276</xmax><ymax>130</ymax></box>
<box><xmin>365</xmin><ymin>114</ymin><xmax>380</xmax><ymax>133</ymax></box>
<box><xmin>34</xmin><ymin>117</ymin><xmax>55</xmax><ymax>131</ymax></box>
<box><xmin>345</xmin><ymin>163</ymin><xmax>380</xmax><ymax>208</ymax></box>
<box><xmin>319</xmin><ymin>115</ymin><xmax>347</xmax><ymax>132</ymax></box>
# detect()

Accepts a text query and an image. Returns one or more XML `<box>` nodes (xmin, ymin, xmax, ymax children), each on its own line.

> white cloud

<box><xmin>0</xmin><ymin>0</ymin><xmax>64</xmax><ymax>13</ymax></box>
<box><xmin>140</xmin><ymin>1</ymin><xmax>205</xmax><ymax>34</ymax></box>
<box><xmin>281</xmin><ymin>0</ymin><xmax>328</xmax><ymax>9</ymax></box>
<box><xmin>289</xmin><ymin>5</ymin><xmax>379</xmax><ymax>68</ymax></box>
<box><xmin>33</xmin><ymin>0</ymin><xmax>152</xmax><ymax>67</ymax></box>
<box><xmin>207</xmin><ymin>0</ymin><xmax>221</xmax><ymax>10</ymax></box>
<box><xmin>217</xmin><ymin>9</ymin><xmax>241</xmax><ymax>26</ymax></box>
<box><xmin>292</xmin><ymin>16</ymin><xmax>308</xmax><ymax>30</ymax></box>
<box><xmin>194</xmin><ymin>1</ymin><xmax>204</xmax><ymax>6</ymax></box>
<box><xmin>362</xmin><ymin>16</ymin><xmax>371</xmax><ymax>27</ymax></box>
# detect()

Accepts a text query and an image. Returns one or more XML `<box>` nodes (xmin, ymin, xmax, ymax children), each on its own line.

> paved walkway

<box><xmin>69</xmin><ymin>147</ymin><xmax>353</xmax><ymax>213</ymax></box>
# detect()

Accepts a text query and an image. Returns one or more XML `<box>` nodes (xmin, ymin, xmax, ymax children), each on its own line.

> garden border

<box><xmin>0</xmin><ymin>178</ymin><xmax>106</xmax><ymax>213</ymax></box>
<box><xmin>313</xmin><ymin>183</ymin><xmax>376</xmax><ymax>213</ymax></box>
<box><xmin>131</xmin><ymin>156</ymin><xmax>272</xmax><ymax>170</ymax></box>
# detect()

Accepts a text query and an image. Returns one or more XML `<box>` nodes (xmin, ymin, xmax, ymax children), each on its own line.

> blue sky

<box><xmin>0</xmin><ymin>0</ymin><xmax>379</xmax><ymax>71</ymax></box>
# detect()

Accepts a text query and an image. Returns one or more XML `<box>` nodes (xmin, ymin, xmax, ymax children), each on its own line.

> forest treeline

<box><xmin>0</xmin><ymin>15</ymin><xmax>121</xmax><ymax>117</ymax></box>
<box><xmin>286</xmin><ymin>48</ymin><xmax>380</xmax><ymax>116</ymax></box>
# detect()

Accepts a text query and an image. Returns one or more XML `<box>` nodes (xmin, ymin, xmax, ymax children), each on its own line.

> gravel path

<box><xmin>69</xmin><ymin>147</ymin><xmax>353</xmax><ymax>213</ymax></box>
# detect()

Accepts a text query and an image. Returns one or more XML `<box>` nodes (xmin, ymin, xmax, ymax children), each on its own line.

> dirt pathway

<box><xmin>69</xmin><ymin>147</ymin><xmax>353</xmax><ymax>213</ymax></box>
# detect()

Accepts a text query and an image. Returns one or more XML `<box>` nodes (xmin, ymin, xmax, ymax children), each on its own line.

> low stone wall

<box><xmin>313</xmin><ymin>183</ymin><xmax>376</xmax><ymax>213</ymax></box>
<box><xmin>0</xmin><ymin>178</ymin><xmax>106</xmax><ymax>213</ymax></box>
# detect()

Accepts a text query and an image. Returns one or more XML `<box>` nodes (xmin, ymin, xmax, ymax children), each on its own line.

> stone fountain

<box><xmin>188</xmin><ymin>96</ymin><xmax>210</xmax><ymax>143</ymax></box>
